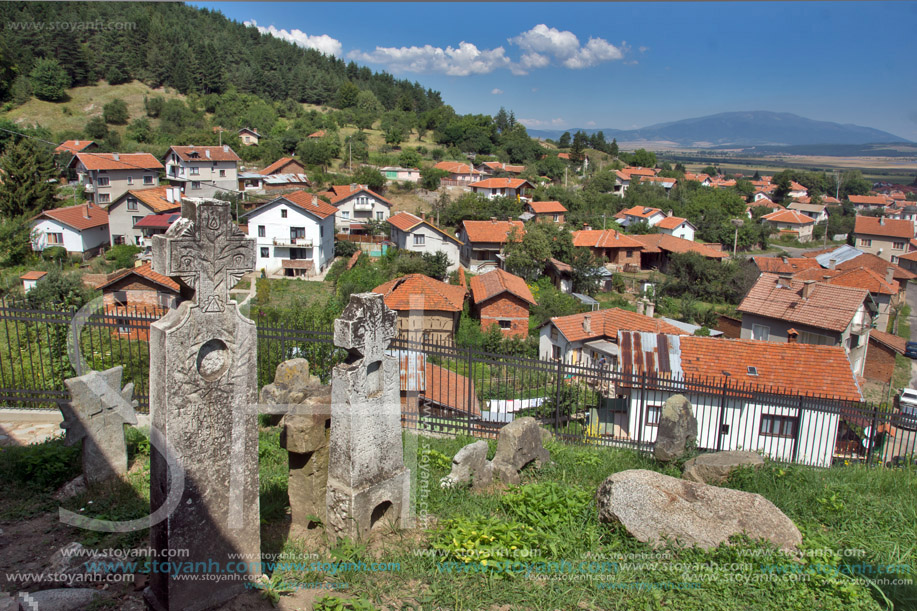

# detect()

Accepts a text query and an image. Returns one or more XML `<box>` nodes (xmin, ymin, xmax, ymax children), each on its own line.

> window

<box><xmin>97</xmin><ymin>177</ymin><xmax>110</xmax><ymax>187</ymax></box>
<box><xmin>320</xmin><ymin>226</ymin><xmax>324</xmax><ymax>238</ymax></box>
<box><xmin>281</xmin><ymin>209</ymin><xmax>287</xmax><ymax>218</ymax></box>
<box><xmin>260</xmin><ymin>247</ymin><xmax>269</xmax><ymax>258</ymax></box>
<box><xmin>553</xmin><ymin>214</ymin><xmax>560</xmax><ymax>222</ymax></box>
<box><xmin>499</xmin><ymin>320</ymin><xmax>511</xmax><ymax>329</ymax></box>
<box><xmin>342</xmin><ymin>211</ymin><xmax>350</xmax><ymax>220</ymax></box>
<box><xmin>47</xmin><ymin>232</ymin><xmax>64</xmax><ymax>244</ymax></box>
<box><xmin>860</xmin><ymin>238</ymin><xmax>872</xmax><ymax>247</ymax></box>
<box><xmin>191</xmin><ymin>181</ymin><xmax>201</xmax><ymax>190</ymax></box>
<box><xmin>190</xmin><ymin>167</ymin><xmax>200</xmax><ymax>176</ymax></box>
<box><xmin>258</xmin><ymin>225</ymin><xmax>265</xmax><ymax>238</ymax></box>
<box><xmin>413</xmin><ymin>234</ymin><xmax>425</xmax><ymax>246</ymax></box>
<box><xmin>892</xmin><ymin>256</ymin><xmax>900</xmax><ymax>264</ymax></box>
<box><xmin>645</xmin><ymin>405</ymin><xmax>662</xmax><ymax>427</ymax></box>
<box><xmin>113</xmin><ymin>235</ymin><xmax>124</xmax><ymax>245</ymax></box>
<box><xmin>760</xmin><ymin>414</ymin><xmax>797</xmax><ymax>438</ymax></box>
<box><xmin>799</xmin><ymin>330</ymin><xmax>833</xmax><ymax>346</ymax></box>
<box><xmin>113</xmin><ymin>291</ymin><xmax>128</xmax><ymax>307</ymax></box>
<box><xmin>132</xmin><ymin>216</ymin><xmax>144</xmax><ymax>227</ymax></box>
<box><xmin>894</xmin><ymin>241</ymin><xmax>905</xmax><ymax>250</ymax></box>
<box><xmin>552</xmin><ymin>345</ymin><xmax>561</xmax><ymax>360</ymax></box>
<box><xmin>291</xmin><ymin>227</ymin><xmax>305</xmax><ymax>240</ymax></box>
<box><xmin>219</xmin><ymin>169</ymin><xmax>226</xmax><ymax>177</ymax></box>
<box><xmin>97</xmin><ymin>193</ymin><xmax>110</xmax><ymax>203</ymax></box>
<box><xmin>143</xmin><ymin>175</ymin><xmax>154</xmax><ymax>185</ymax></box>
<box><xmin>626</xmin><ymin>249</ymin><xmax>634</xmax><ymax>258</ymax></box>
<box><xmin>376</xmin><ymin>212</ymin><xmax>384</xmax><ymax>220</ymax></box>
<box><xmin>550</xmin><ymin>327</ymin><xmax>558</xmax><ymax>341</ymax></box>
<box><xmin>752</xmin><ymin>324</ymin><xmax>770</xmax><ymax>341</ymax></box>
<box><xmin>126</xmin><ymin>176</ymin><xmax>133</xmax><ymax>185</ymax></box>
<box><xmin>126</xmin><ymin>199</ymin><xmax>138</xmax><ymax>211</ymax></box>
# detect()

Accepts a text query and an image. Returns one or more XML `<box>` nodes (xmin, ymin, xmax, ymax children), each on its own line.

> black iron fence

<box><xmin>1</xmin><ymin>298</ymin><xmax>915</xmax><ymax>468</ymax></box>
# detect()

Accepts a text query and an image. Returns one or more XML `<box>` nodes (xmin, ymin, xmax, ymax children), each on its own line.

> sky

<box><xmin>195</xmin><ymin>2</ymin><xmax>917</xmax><ymax>141</ymax></box>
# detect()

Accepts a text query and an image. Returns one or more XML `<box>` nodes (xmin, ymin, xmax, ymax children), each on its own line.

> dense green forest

<box><xmin>0</xmin><ymin>2</ymin><xmax>442</xmax><ymax>111</ymax></box>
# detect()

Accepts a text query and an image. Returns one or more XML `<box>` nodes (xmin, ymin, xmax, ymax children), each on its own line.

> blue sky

<box><xmin>196</xmin><ymin>2</ymin><xmax>917</xmax><ymax>140</ymax></box>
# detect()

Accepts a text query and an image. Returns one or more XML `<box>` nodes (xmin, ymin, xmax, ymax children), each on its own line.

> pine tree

<box><xmin>0</xmin><ymin>139</ymin><xmax>57</xmax><ymax>218</ymax></box>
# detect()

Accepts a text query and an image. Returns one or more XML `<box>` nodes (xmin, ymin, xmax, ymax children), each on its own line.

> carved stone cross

<box><xmin>152</xmin><ymin>199</ymin><xmax>254</xmax><ymax>313</ymax></box>
<box><xmin>334</xmin><ymin>293</ymin><xmax>397</xmax><ymax>365</ymax></box>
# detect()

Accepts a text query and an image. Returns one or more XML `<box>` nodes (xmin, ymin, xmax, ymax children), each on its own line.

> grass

<box><xmin>253</xmin><ymin>277</ymin><xmax>332</xmax><ymax>312</ymax></box>
<box><xmin>2</xmin><ymin>428</ymin><xmax>915</xmax><ymax>609</ymax></box>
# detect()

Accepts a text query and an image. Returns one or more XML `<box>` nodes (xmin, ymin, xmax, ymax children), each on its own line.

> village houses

<box><xmin>572</xmin><ymin>229</ymin><xmax>643</xmax><ymax>270</ymax></box>
<box><xmin>106</xmin><ymin>186</ymin><xmax>182</xmax><ymax>247</ymax></box>
<box><xmin>469</xmin><ymin>177</ymin><xmax>533</xmax><ymax>201</ymax></box>
<box><xmin>387</xmin><ymin>212</ymin><xmax>463</xmax><ymax>273</ymax></box>
<box><xmin>372</xmin><ymin>274</ymin><xmax>467</xmax><ymax>344</ymax></box>
<box><xmin>317</xmin><ymin>184</ymin><xmax>393</xmax><ymax>235</ymax></box>
<box><xmin>31</xmin><ymin>203</ymin><xmax>109</xmax><ymax>259</ymax></box>
<box><xmin>852</xmin><ymin>216</ymin><xmax>915</xmax><ymax>264</ymax></box>
<box><xmin>68</xmin><ymin>152</ymin><xmax>162</xmax><ymax>206</ymax></box>
<box><xmin>469</xmin><ymin>268</ymin><xmax>536</xmax><ymax>339</ymax></box>
<box><xmin>163</xmin><ymin>145</ymin><xmax>241</xmax><ymax>198</ymax></box>
<box><xmin>522</xmin><ymin>200</ymin><xmax>567</xmax><ymax>224</ymax></box>
<box><xmin>458</xmin><ymin>219</ymin><xmax>525</xmax><ymax>272</ymax></box>
<box><xmin>761</xmin><ymin>209</ymin><xmax>816</xmax><ymax>242</ymax></box>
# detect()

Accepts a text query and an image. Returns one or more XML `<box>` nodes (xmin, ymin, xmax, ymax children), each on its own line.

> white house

<box><xmin>387</xmin><ymin>212</ymin><xmax>463</xmax><ymax>273</ymax></box>
<box><xmin>20</xmin><ymin>271</ymin><xmax>47</xmax><ymax>293</ymax></box>
<box><xmin>319</xmin><ymin>184</ymin><xmax>393</xmax><ymax>235</ymax></box>
<box><xmin>615</xmin><ymin>331</ymin><xmax>863</xmax><ymax>467</ymax></box>
<box><xmin>163</xmin><ymin>145</ymin><xmax>241</xmax><ymax>198</ymax></box>
<box><xmin>655</xmin><ymin>216</ymin><xmax>696</xmax><ymax>241</ymax></box>
<box><xmin>469</xmin><ymin>178</ymin><xmax>533</xmax><ymax>201</ymax></box>
<box><xmin>614</xmin><ymin>206</ymin><xmax>667</xmax><ymax>228</ymax></box>
<box><xmin>31</xmin><ymin>203</ymin><xmax>109</xmax><ymax>259</ymax></box>
<box><xmin>68</xmin><ymin>153</ymin><xmax>163</xmax><ymax>206</ymax></box>
<box><xmin>241</xmin><ymin>190</ymin><xmax>337</xmax><ymax>277</ymax></box>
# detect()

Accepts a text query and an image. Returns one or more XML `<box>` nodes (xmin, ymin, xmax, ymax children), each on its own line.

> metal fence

<box><xmin>1</xmin><ymin>298</ymin><xmax>915</xmax><ymax>468</ymax></box>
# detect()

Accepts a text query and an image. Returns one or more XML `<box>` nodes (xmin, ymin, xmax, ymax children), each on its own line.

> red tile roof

<box><xmin>752</xmin><ymin>256</ymin><xmax>821</xmax><ymax>275</ymax></box>
<box><xmin>280</xmin><ymin>190</ymin><xmax>338</xmax><ymax>219</ymax></box>
<box><xmin>259</xmin><ymin>157</ymin><xmax>306</xmax><ymax>176</ymax></box>
<box><xmin>655</xmin><ymin>216</ymin><xmax>690</xmax><ymax>230</ymax></box>
<box><xmin>801</xmin><ymin>247</ymin><xmax>916</xmax><ymax>281</ymax></box>
<box><xmin>54</xmin><ymin>140</ymin><xmax>94</xmax><ymax>154</ymax></box>
<box><xmin>20</xmin><ymin>271</ymin><xmax>47</xmax><ymax>281</ymax></box>
<box><xmin>469</xmin><ymin>269</ymin><xmax>536</xmax><ymax>306</ymax></box>
<box><xmin>469</xmin><ymin>177</ymin><xmax>532</xmax><ymax>190</ymax></box>
<box><xmin>630</xmin><ymin>234</ymin><xmax>727</xmax><ymax>258</ymax></box>
<box><xmin>372</xmin><ymin>274</ymin><xmax>467</xmax><ymax>312</ymax></box>
<box><xmin>817</xmin><ymin>266</ymin><xmax>898</xmax><ymax>295</ymax></box>
<box><xmin>853</xmin><ymin>216</ymin><xmax>914</xmax><ymax>239</ymax></box>
<box><xmin>34</xmin><ymin>203</ymin><xmax>108</xmax><ymax>231</ymax></box>
<box><xmin>482</xmin><ymin>161</ymin><xmax>525</xmax><ymax>174</ymax></box>
<box><xmin>738</xmin><ymin>273</ymin><xmax>869</xmax><ymax>333</ymax></box>
<box><xmin>549</xmin><ymin>307</ymin><xmax>686</xmax><ymax>344</ymax></box>
<box><xmin>618</xmin><ymin>205</ymin><xmax>663</xmax><ymax>219</ymax></box>
<box><xmin>849</xmin><ymin>195</ymin><xmax>891</xmax><ymax>206</ymax></box>
<box><xmin>572</xmin><ymin>229</ymin><xmax>644</xmax><ymax>249</ymax></box>
<box><xmin>621</xmin><ymin>167</ymin><xmax>657</xmax><ymax>178</ymax></box>
<box><xmin>433</xmin><ymin>161</ymin><xmax>481</xmax><ymax>175</ymax></box>
<box><xmin>789</xmin><ymin>181</ymin><xmax>807</xmax><ymax>192</ymax></box>
<box><xmin>462</xmin><ymin>220</ymin><xmax>525</xmax><ymax>244</ymax></box>
<box><xmin>323</xmin><ymin>184</ymin><xmax>393</xmax><ymax>207</ymax></box>
<box><xmin>386</xmin><ymin>212</ymin><xmax>462</xmax><ymax>244</ymax></box>
<box><xmin>307</xmin><ymin>130</ymin><xmax>326</xmax><ymax>138</ymax></box>
<box><xmin>527</xmin><ymin>200</ymin><xmax>567</xmax><ymax>214</ymax></box>
<box><xmin>120</xmin><ymin>186</ymin><xmax>181</xmax><ymax>214</ymax></box>
<box><xmin>167</xmin><ymin>145</ymin><xmax>241</xmax><ymax>163</ymax></box>
<box><xmin>73</xmin><ymin>153</ymin><xmax>163</xmax><ymax>172</ymax></box>
<box><xmin>424</xmin><ymin>362</ymin><xmax>481</xmax><ymax>417</ymax></box>
<box><xmin>869</xmin><ymin>330</ymin><xmax>906</xmax><ymax>355</ymax></box>
<box><xmin>99</xmin><ymin>262</ymin><xmax>180</xmax><ymax>293</ymax></box>
<box><xmin>761</xmin><ymin>209</ymin><xmax>815</xmax><ymax>225</ymax></box>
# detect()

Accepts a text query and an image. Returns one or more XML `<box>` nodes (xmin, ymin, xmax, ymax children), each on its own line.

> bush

<box><xmin>29</xmin><ymin>58</ymin><xmax>70</xmax><ymax>102</ymax></box>
<box><xmin>102</xmin><ymin>99</ymin><xmax>129</xmax><ymax>124</ymax></box>
<box><xmin>334</xmin><ymin>240</ymin><xmax>359</xmax><ymax>258</ymax></box>
<box><xmin>41</xmin><ymin>245</ymin><xmax>68</xmax><ymax>263</ymax></box>
<box><xmin>0</xmin><ymin>436</ymin><xmax>80</xmax><ymax>489</ymax></box>
<box><xmin>104</xmin><ymin>244</ymin><xmax>141</xmax><ymax>269</ymax></box>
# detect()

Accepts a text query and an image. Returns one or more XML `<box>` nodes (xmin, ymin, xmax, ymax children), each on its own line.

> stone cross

<box><xmin>61</xmin><ymin>366</ymin><xmax>137</xmax><ymax>485</ymax></box>
<box><xmin>326</xmin><ymin>293</ymin><xmax>412</xmax><ymax>541</ymax></box>
<box><xmin>145</xmin><ymin>199</ymin><xmax>260</xmax><ymax>611</ymax></box>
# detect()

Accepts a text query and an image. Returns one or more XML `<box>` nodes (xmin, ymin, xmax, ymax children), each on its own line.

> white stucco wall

<box><xmin>390</xmin><ymin>225</ymin><xmax>461</xmax><ymax>273</ymax></box>
<box><xmin>246</xmin><ymin>200</ymin><xmax>334</xmax><ymax>274</ymax></box>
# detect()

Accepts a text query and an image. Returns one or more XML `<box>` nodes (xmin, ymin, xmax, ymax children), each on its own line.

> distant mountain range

<box><xmin>526</xmin><ymin>111</ymin><xmax>913</xmax><ymax>148</ymax></box>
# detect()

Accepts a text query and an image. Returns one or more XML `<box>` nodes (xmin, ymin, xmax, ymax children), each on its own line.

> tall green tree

<box><xmin>29</xmin><ymin>58</ymin><xmax>70</xmax><ymax>102</ymax></box>
<box><xmin>0</xmin><ymin>139</ymin><xmax>57</xmax><ymax>217</ymax></box>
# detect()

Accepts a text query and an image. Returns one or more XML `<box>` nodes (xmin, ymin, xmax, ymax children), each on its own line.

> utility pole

<box><xmin>564</xmin><ymin>166</ymin><xmax>567</xmax><ymax>189</ymax></box>
<box><xmin>349</xmin><ymin>140</ymin><xmax>352</xmax><ymax>173</ymax></box>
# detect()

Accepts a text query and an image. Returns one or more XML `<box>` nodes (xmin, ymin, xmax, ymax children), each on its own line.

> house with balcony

<box><xmin>614</xmin><ymin>206</ymin><xmax>667</xmax><ymax>228</ymax></box>
<box><xmin>387</xmin><ymin>212</ymin><xmax>462</xmax><ymax>273</ymax></box>
<box><xmin>106</xmin><ymin>186</ymin><xmax>182</xmax><ymax>247</ymax></box>
<box><xmin>241</xmin><ymin>190</ymin><xmax>336</xmax><ymax>277</ymax></box>
<box><xmin>848</xmin><ymin>195</ymin><xmax>892</xmax><ymax>212</ymax></box>
<box><xmin>31</xmin><ymin>203</ymin><xmax>109</xmax><ymax>259</ymax></box>
<box><xmin>68</xmin><ymin>153</ymin><xmax>163</xmax><ymax>205</ymax></box>
<box><xmin>163</xmin><ymin>145</ymin><xmax>241</xmax><ymax>198</ymax></box>
<box><xmin>458</xmin><ymin>219</ymin><xmax>525</xmax><ymax>272</ymax></box>
<box><xmin>852</xmin><ymin>216</ymin><xmax>915</xmax><ymax>263</ymax></box>
<box><xmin>737</xmin><ymin>273</ymin><xmax>876</xmax><ymax>376</ymax></box>
<box><xmin>469</xmin><ymin>177</ymin><xmax>533</xmax><ymax>201</ymax></box>
<box><xmin>317</xmin><ymin>184</ymin><xmax>393</xmax><ymax>235</ymax></box>
<box><xmin>793</xmin><ymin>265</ymin><xmax>901</xmax><ymax>331</ymax></box>
<box><xmin>522</xmin><ymin>200</ymin><xmax>566</xmax><ymax>224</ymax></box>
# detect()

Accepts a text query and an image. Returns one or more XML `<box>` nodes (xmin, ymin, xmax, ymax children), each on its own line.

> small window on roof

<box><xmin>747</xmin><ymin>366</ymin><xmax>758</xmax><ymax>376</ymax></box>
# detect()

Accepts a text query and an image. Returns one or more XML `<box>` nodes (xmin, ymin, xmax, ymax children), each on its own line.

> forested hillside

<box><xmin>0</xmin><ymin>2</ymin><xmax>441</xmax><ymax>111</ymax></box>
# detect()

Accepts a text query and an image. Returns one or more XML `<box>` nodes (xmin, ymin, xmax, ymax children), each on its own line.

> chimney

<box><xmin>350</xmin><ymin>183</ymin><xmax>357</xmax><ymax>191</ymax></box>
<box><xmin>75</xmin><ymin>140</ymin><xmax>80</xmax><ymax>145</ymax></box>
<box><xmin>113</xmin><ymin>153</ymin><xmax>119</xmax><ymax>161</ymax></box>
<box><xmin>165</xmin><ymin>188</ymin><xmax>173</xmax><ymax>204</ymax></box>
<box><xmin>667</xmin><ymin>209</ymin><xmax>673</xmax><ymax>217</ymax></box>
<box><xmin>583</xmin><ymin>315</ymin><xmax>592</xmax><ymax>334</ymax></box>
<box><xmin>787</xmin><ymin>328</ymin><xmax>798</xmax><ymax>344</ymax></box>
<box><xmin>82</xmin><ymin>204</ymin><xmax>90</xmax><ymax>219</ymax></box>
<box><xmin>886</xmin><ymin>267</ymin><xmax>895</xmax><ymax>284</ymax></box>
<box><xmin>458</xmin><ymin>268</ymin><xmax>467</xmax><ymax>289</ymax></box>
<box><xmin>776</xmin><ymin>274</ymin><xmax>792</xmax><ymax>289</ymax></box>
<box><xmin>828</xmin><ymin>258</ymin><xmax>836</xmax><ymax>270</ymax></box>
<box><xmin>491</xmin><ymin>218</ymin><xmax>497</xmax><ymax>223</ymax></box>
<box><xmin>782</xmin><ymin>256</ymin><xmax>788</xmax><ymax>264</ymax></box>
<box><xmin>879</xmin><ymin>216</ymin><xmax>885</xmax><ymax>225</ymax></box>
<box><xmin>802</xmin><ymin>279</ymin><xmax>815</xmax><ymax>299</ymax></box>
<box><xmin>205</xmin><ymin>149</ymin><xmax>211</xmax><ymax>159</ymax></box>
<box><xmin>645</xmin><ymin>301</ymin><xmax>655</xmax><ymax>318</ymax></box>
<box><xmin>636</xmin><ymin>300</ymin><xmax>645</xmax><ymax>316</ymax></box>
<box><xmin>223</xmin><ymin>145</ymin><xmax>229</xmax><ymax>153</ymax></box>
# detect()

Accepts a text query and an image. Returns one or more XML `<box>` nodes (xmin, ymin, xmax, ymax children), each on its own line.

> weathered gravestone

<box><xmin>145</xmin><ymin>199</ymin><xmax>260</xmax><ymax>611</ymax></box>
<box><xmin>60</xmin><ymin>366</ymin><xmax>138</xmax><ymax>485</ymax></box>
<box><xmin>653</xmin><ymin>394</ymin><xmax>697</xmax><ymax>463</ymax></box>
<box><xmin>326</xmin><ymin>293</ymin><xmax>412</xmax><ymax>541</ymax></box>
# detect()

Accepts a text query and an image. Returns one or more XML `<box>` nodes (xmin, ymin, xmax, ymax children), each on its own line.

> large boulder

<box><xmin>653</xmin><ymin>395</ymin><xmax>697</xmax><ymax>462</ymax></box>
<box><xmin>596</xmin><ymin>469</ymin><xmax>801</xmax><ymax>552</ymax></box>
<box><xmin>683</xmin><ymin>451</ymin><xmax>765</xmax><ymax>484</ymax></box>
<box><xmin>440</xmin><ymin>440</ymin><xmax>493</xmax><ymax>490</ymax></box>
<box><xmin>492</xmin><ymin>417</ymin><xmax>551</xmax><ymax>485</ymax></box>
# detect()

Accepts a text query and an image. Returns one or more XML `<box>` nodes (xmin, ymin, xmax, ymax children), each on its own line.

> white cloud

<box><xmin>348</xmin><ymin>42</ymin><xmax>510</xmax><ymax>76</ymax></box>
<box><xmin>491</xmin><ymin>88</ymin><xmax>504</xmax><ymax>95</ymax></box>
<box><xmin>639</xmin><ymin>46</ymin><xmax>649</xmax><ymax>53</ymax></box>
<box><xmin>519</xmin><ymin>117</ymin><xmax>567</xmax><ymax>129</ymax></box>
<box><xmin>245</xmin><ymin>20</ymin><xmax>342</xmax><ymax>57</ymax></box>
<box><xmin>586</xmin><ymin>121</ymin><xmax>597</xmax><ymax>127</ymax></box>
<box><xmin>509</xmin><ymin>25</ymin><xmax>624</xmax><ymax>69</ymax></box>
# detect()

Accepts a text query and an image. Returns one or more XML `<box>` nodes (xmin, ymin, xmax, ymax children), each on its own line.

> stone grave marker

<box><xmin>145</xmin><ymin>199</ymin><xmax>260</xmax><ymax>611</ymax></box>
<box><xmin>326</xmin><ymin>293</ymin><xmax>412</xmax><ymax>541</ymax></box>
<box><xmin>61</xmin><ymin>366</ymin><xmax>137</xmax><ymax>485</ymax></box>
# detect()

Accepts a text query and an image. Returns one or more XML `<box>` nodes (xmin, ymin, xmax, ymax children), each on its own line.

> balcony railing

<box><xmin>353</xmin><ymin>201</ymin><xmax>373</xmax><ymax>211</ymax></box>
<box><xmin>272</xmin><ymin>237</ymin><xmax>312</xmax><ymax>248</ymax></box>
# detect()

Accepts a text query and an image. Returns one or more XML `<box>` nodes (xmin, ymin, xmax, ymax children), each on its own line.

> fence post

<box><xmin>553</xmin><ymin>357</ymin><xmax>564</xmax><ymax>435</ymax></box>
<box><xmin>636</xmin><ymin>373</ymin><xmax>647</xmax><ymax>449</ymax></box>
<box><xmin>865</xmin><ymin>402</ymin><xmax>880</xmax><ymax>468</ymax></box>
<box><xmin>466</xmin><ymin>343</ymin><xmax>474</xmax><ymax>438</ymax></box>
<box><xmin>716</xmin><ymin>379</ymin><xmax>729</xmax><ymax>452</ymax></box>
<box><xmin>792</xmin><ymin>396</ymin><xmax>803</xmax><ymax>464</ymax></box>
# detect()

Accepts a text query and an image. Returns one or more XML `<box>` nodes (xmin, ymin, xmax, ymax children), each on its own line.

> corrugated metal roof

<box><xmin>617</xmin><ymin>331</ymin><xmax>683</xmax><ymax>378</ymax></box>
<box><xmin>815</xmin><ymin>245</ymin><xmax>863</xmax><ymax>268</ymax></box>
<box><xmin>389</xmin><ymin>350</ymin><xmax>425</xmax><ymax>392</ymax></box>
